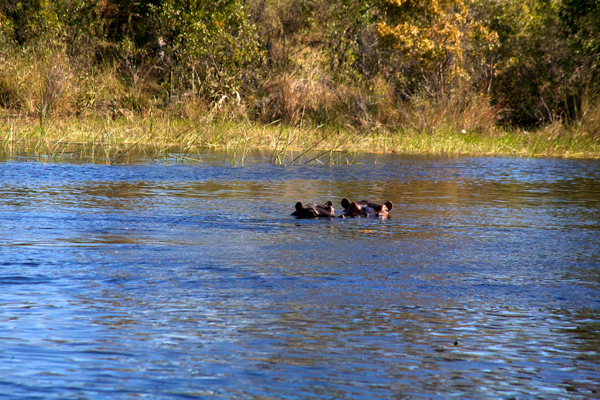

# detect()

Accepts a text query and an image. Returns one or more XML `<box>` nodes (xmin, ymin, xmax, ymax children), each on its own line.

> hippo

<box><xmin>292</xmin><ymin>201</ymin><xmax>336</xmax><ymax>219</ymax></box>
<box><xmin>340</xmin><ymin>197</ymin><xmax>393</xmax><ymax>219</ymax></box>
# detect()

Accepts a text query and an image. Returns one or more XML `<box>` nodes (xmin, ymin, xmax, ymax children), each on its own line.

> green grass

<box><xmin>0</xmin><ymin>114</ymin><xmax>598</xmax><ymax>164</ymax></box>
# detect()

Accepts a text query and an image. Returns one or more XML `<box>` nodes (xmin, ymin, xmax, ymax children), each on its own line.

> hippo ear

<box><xmin>295</xmin><ymin>202</ymin><xmax>304</xmax><ymax>212</ymax></box>
<box><xmin>325</xmin><ymin>201</ymin><xmax>333</xmax><ymax>207</ymax></box>
<box><xmin>341</xmin><ymin>197</ymin><xmax>351</xmax><ymax>210</ymax></box>
<box><xmin>349</xmin><ymin>202</ymin><xmax>361</xmax><ymax>212</ymax></box>
<box><xmin>385</xmin><ymin>201</ymin><xmax>393</xmax><ymax>211</ymax></box>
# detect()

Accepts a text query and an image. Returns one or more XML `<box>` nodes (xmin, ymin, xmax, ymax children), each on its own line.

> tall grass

<box><xmin>0</xmin><ymin>47</ymin><xmax>598</xmax><ymax>162</ymax></box>
<box><xmin>1</xmin><ymin>112</ymin><xmax>598</xmax><ymax>164</ymax></box>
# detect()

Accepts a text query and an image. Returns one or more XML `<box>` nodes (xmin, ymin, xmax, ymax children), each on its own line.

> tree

<box><xmin>560</xmin><ymin>0</ymin><xmax>600</xmax><ymax>104</ymax></box>
<box><xmin>375</xmin><ymin>0</ymin><xmax>497</xmax><ymax>100</ymax></box>
<box><xmin>151</xmin><ymin>0</ymin><xmax>264</xmax><ymax>102</ymax></box>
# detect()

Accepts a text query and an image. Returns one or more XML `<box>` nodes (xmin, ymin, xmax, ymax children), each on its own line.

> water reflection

<box><xmin>0</xmin><ymin>153</ymin><xmax>599</xmax><ymax>399</ymax></box>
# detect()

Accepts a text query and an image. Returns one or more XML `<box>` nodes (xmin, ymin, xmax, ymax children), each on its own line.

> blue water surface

<box><xmin>0</xmin><ymin>152</ymin><xmax>599</xmax><ymax>399</ymax></box>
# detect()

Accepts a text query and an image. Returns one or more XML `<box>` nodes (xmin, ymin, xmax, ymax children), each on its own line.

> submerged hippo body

<box><xmin>292</xmin><ymin>201</ymin><xmax>335</xmax><ymax>219</ymax></box>
<box><xmin>340</xmin><ymin>197</ymin><xmax>393</xmax><ymax>219</ymax></box>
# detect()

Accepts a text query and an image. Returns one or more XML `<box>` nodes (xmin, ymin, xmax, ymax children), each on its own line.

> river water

<box><xmin>1</xmin><ymin>151</ymin><xmax>599</xmax><ymax>399</ymax></box>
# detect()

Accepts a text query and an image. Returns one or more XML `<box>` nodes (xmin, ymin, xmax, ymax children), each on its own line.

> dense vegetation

<box><xmin>1</xmin><ymin>0</ymin><xmax>599</xmax><ymax>153</ymax></box>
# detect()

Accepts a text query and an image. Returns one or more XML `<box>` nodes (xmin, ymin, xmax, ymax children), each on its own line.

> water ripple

<box><xmin>0</xmin><ymin>154</ymin><xmax>598</xmax><ymax>399</ymax></box>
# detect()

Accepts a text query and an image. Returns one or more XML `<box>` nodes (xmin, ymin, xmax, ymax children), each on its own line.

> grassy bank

<box><xmin>1</xmin><ymin>114</ymin><xmax>598</xmax><ymax>164</ymax></box>
<box><xmin>2</xmin><ymin>0</ymin><xmax>600</xmax><ymax>165</ymax></box>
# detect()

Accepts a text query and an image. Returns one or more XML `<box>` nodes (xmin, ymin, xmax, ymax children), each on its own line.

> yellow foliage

<box><xmin>376</xmin><ymin>0</ymin><xmax>497</xmax><ymax>91</ymax></box>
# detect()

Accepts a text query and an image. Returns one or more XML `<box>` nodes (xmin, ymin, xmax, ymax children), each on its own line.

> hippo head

<box><xmin>292</xmin><ymin>201</ymin><xmax>335</xmax><ymax>219</ymax></box>
<box><xmin>340</xmin><ymin>197</ymin><xmax>393</xmax><ymax>219</ymax></box>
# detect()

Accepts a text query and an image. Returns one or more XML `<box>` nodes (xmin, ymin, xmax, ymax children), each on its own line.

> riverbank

<box><xmin>1</xmin><ymin>115</ymin><xmax>598</xmax><ymax>163</ymax></box>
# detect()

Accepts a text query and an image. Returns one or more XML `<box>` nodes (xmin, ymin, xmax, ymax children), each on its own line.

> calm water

<box><xmin>1</xmin><ymin>151</ymin><xmax>599</xmax><ymax>399</ymax></box>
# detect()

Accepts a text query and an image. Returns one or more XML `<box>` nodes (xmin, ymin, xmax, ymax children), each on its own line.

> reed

<box><xmin>0</xmin><ymin>113</ymin><xmax>598</xmax><ymax>163</ymax></box>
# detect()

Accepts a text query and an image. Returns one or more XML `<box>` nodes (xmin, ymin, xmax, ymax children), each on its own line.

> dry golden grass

<box><xmin>1</xmin><ymin>46</ymin><xmax>598</xmax><ymax>162</ymax></box>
